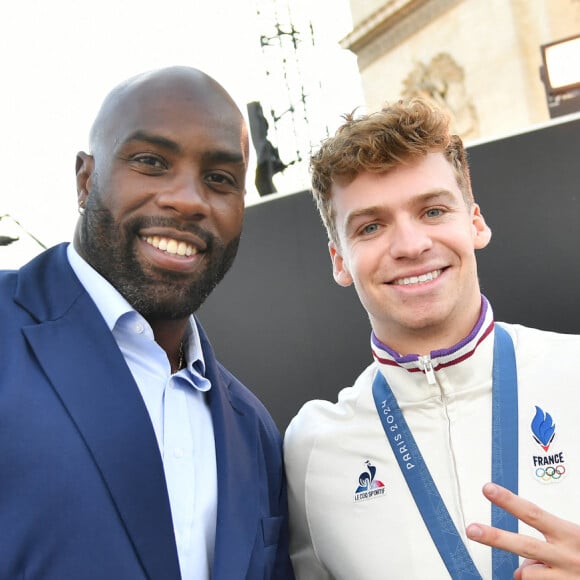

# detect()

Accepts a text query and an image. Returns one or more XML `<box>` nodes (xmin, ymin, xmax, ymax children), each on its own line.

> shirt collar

<box><xmin>67</xmin><ymin>243</ymin><xmax>206</xmax><ymax>377</ymax></box>
<box><xmin>371</xmin><ymin>295</ymin><xmax>494</xmax><ymax>373</ymax></box>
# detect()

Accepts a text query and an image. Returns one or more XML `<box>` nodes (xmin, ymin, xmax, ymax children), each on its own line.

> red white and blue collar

<box><xmin>371</xmin><ymin>295</ymin><xmax>494</xmax><ymax>375</ymax></box>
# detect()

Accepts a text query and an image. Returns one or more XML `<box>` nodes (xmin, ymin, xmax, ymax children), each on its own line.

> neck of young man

<box><xmin>374</xmin><ymin>310</ymin><xmax>482</xmax><ymax>357</ymax></box>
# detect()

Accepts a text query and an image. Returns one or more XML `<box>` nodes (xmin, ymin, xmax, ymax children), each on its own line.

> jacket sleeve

<box><xmin>271</xmin><ymin>466</ymin><xmax>296</xmax><ymax>580</ymax></box>
<box><xmin>284</xmin><ymin>410</ymin><xmax>333</xmax><ymax>580</ymax></box>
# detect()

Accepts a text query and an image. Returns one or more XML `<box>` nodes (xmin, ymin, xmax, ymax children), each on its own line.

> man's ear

<box><xmin>472</xmin><ymin>203</ymin><xmax>492</xmax><ymax>250</ymax></box>
<box><xmin>329</xmin><ymin>241</ymin><xmax>353</xmax><ymax>287</ymax></box>
<box><xmin>76</xmin><ymin>151</ymin><xmax>94</xmax><ymax>209</ymax></box>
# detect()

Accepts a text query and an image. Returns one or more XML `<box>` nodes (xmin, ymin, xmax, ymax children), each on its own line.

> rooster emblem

<box><xmin>355</xmin><ymin>460</ymin><xmax>384</xmax><ymax>493</ymax></box>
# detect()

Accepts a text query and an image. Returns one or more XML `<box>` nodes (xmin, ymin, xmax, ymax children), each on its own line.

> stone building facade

<box><xmin>341</xmin><ymin>0</ymin><xmax>580</xmax><ymax>140</ymax></box>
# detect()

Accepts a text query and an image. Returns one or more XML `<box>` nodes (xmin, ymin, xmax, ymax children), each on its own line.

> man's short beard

<box><xmin>79</xmin><ymin>188</ymin><xmax>240</xmax><ymax>320</ymax></box>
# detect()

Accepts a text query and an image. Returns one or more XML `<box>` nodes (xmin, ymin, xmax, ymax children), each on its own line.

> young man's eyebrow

<box><xmin>343</xmin><ymin>189</ymin><xmax>458</xmax><ymax>231</ymax></box>
<box><xmin>344</xmin><ymin>206</ymin><xmax>384</xmax><ymax>232</ymax></box>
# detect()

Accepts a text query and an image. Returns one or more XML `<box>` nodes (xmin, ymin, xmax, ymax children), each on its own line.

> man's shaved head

<box><xmin>88</xmin><ymin>66</ymin><xmax>249</xmax><ymax>165</ymax></box>
<box><xmin>74</xmin><ymin>65</ymin><xmax>249</xmax><ymax>321</ymax></box>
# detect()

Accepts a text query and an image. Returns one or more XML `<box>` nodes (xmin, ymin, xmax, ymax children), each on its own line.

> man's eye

<box><xmin>425</xmin><ymin>208</ymin><xmax>443</xmax><ymax>218</ymax></box>
<box><xmin>133</xmin><ymin>155</ymin><xmax>165</xmax><ymax>169</ymax></box>
<box><xmin>206</xmin><ymin>172</ymin><xmax>235</xmax><ymax>187</ymax></box>
<box><xmin>362</xmin><ymin>223</ymin><xmax>379</xmax><ymax>235</ymax></box>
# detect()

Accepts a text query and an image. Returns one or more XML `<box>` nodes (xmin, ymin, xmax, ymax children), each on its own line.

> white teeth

<box><xmin>143</xmin><ymin>236</ymin><xmax>197</xmax><ymax>257</ymax></box>
<box><xmin>166</xmin><ymin>239</ymin><xmax>178</xmax><ymax>254</ymax></box>
<box><xmin>393</xmin><ymin>269</ymin><xmax>442</xmax><ymax>286</ymax></box>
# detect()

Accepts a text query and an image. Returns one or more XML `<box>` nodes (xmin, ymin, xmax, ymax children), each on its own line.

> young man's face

<box><xmin>329</xmin><ymin>152</ymin><xmax>491</xmax><ymax>355</ymax></box>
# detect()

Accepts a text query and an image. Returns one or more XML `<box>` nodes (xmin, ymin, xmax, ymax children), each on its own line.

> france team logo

<box><xmin>530</xmin><ymin>406</ymin><xmax>566</xmax><ymax>483</ymax></box>
<box><xmin>531</xmin><ymin>406</ymin><xmax>555</xmax><ymax>452</ymax></box>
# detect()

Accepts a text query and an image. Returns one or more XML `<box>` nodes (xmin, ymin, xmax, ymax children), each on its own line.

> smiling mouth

<box><xmin>142</xmin><ymin>235</ymin><xmax>198</xmax><ymax>257</ymax></box>
<box><xmin>391</xmin><ymin>269</ymin><xmax>442</xmax><ymax>286</ymax></box>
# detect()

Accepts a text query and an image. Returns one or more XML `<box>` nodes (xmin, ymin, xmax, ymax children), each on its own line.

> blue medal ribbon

<box><xmin>372</xmin><ymin>324</ymin><xmax>518</xmax><ymax>579</ymax></box>
<box><xmin>490</xmin><ymin>324</ymin><xmax>519</xmax><ymax>574</ymax></box>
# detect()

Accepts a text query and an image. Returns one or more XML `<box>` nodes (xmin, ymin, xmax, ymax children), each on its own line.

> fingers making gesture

<box><xmin>466</xmin><ymin>483</ymin><xmax>580</xmax><ymax>579</ymax></box>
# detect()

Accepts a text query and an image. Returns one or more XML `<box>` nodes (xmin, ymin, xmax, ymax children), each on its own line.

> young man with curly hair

<box><xmin>284</xmin><ymin>98</ymin><xmax>580</xmax><ymax>579</ymax></box>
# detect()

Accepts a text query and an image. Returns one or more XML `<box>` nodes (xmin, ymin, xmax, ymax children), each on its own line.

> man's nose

<box><xmin>156</xmin><ymin>173</ymin><xmax>211</xmax><ymax>217</ymax></box>
<box><xmin>388</xmin><ymin>219</ymin><xmax>432</xmax><ymax>258</ymax></box>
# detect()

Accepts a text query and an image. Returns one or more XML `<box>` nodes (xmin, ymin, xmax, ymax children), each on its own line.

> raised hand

<box><xmin>466</xmin><ymin>482</ymin><xmax>580</xmax><ymax>579</ymax></box>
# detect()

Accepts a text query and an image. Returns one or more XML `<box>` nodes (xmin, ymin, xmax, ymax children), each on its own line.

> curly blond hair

<box><xmin>310</xmin><ymin>98</ymin><xmax>473</xmax><ymax>245</ymax></box>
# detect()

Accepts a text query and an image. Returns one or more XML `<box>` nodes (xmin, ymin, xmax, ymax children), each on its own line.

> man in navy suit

<box><xmin>0</xmin><ymin>66</ymin><xmax>294</xmax><ymax>580</ymax></box>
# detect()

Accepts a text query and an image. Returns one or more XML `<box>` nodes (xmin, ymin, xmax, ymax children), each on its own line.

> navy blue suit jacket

<box><xmin>0</xmin><ymin>244</ymin><xmax>294</xmax><ymax>580</ymax></box>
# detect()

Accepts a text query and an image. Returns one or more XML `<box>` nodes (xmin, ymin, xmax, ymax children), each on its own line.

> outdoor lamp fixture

<box><xmin>540</xmin><ymin>33</ymin><xmax>580</xmax><ymax>118</ymax></box>
<box><xmin>0</xmin><ymin>214</ymin><xmax>46</xmax><ymax>250</ymax></box>
<box><xmin>0</xmin><ymin>235</ymin><xmax>19</xmax><ymax>247</ymax></box>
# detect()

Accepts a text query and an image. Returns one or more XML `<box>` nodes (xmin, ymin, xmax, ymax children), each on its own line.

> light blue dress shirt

<box><xmin>68</xmin><ymin>243</ymin><xmax>217</xmax><ymax>580</ymax></box>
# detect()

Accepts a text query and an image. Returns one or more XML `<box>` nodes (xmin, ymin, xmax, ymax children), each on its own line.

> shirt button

<box><xmin>174</xmin><ymin>447</ymin><xmax>184</xmax><ymax>458</ymax></box>
<box><xmin>135</xmin><ymin>322</ymin><xmax>144</xmax><ymax>334</ymax></box>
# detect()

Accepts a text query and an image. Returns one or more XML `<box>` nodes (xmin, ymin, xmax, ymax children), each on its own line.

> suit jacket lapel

<box><xmin>17</xmin><ymin>245</ymin><xmax>181</xmax><ymax>580</ymax></box>
<box><xmin>200</xmin><ymin>325</ymin><xmax>260</xmax><ymax>579</ymax></box>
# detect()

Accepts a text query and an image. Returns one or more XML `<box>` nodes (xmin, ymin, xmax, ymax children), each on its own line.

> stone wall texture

<box><xmin>341</xmin><ymin>0</ymin><xmax>580</xmax><ymax>140</ymax></box>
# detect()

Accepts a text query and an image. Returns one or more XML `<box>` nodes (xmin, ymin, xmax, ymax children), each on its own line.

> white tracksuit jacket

<box><xmin>284</xmin><ymin>299</ymin><xmax>580</xmax><ymax>579</ymax></box>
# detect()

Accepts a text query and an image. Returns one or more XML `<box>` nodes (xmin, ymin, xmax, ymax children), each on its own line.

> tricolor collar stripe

<box><xmin>371</xmin><ymin>319</ymin><xmax>494</xmax><ymax>373</ymax></box>
<box><xmin>371</xmin><ymin>295</ymin><xmax>494</xmax><ymax>372</ymax></box>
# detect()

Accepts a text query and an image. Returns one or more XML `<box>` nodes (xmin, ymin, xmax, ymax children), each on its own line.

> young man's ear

<box><xmin>76</xmin><ymin>152</ymin><xmax>94</xmax><ymax>209</ymax></box>
<box><xmin>329</xmin><ymin>241</ymin><xmax>353</xmax><ymax>287</ymax></box>
<box><xmin>472</xmin><ymin>203</ymin><xmax>492</xmax><ymax>250</ymax></box>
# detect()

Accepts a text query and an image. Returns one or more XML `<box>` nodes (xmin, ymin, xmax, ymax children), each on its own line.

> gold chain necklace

<box><xmin>178</xmin><ymin>342</ymin><xmax>185</xmax><ymax>371</ymax></box>
<box><xmin>171</xmin><ymin>342</ymin><xmax>185</xmax><ymax>374</ymax></box>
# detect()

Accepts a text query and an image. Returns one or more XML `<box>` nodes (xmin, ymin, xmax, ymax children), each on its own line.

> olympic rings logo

<box><xmin>535</xmin><ymin>465</ymin><xmax>566</xmax><ymax>480</ymax></box>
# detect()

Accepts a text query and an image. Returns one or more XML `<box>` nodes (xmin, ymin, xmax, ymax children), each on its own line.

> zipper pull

<box><xmin>419</xmin><ymin>355</ymin><xmax>437</xmax><ymax>385</ymax></box>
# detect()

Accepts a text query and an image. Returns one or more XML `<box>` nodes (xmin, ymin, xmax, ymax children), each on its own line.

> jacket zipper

<box><xmin>418</xmin><ymin>354</ymin><xmax>437</xmax><ymax>385</ymax></box>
